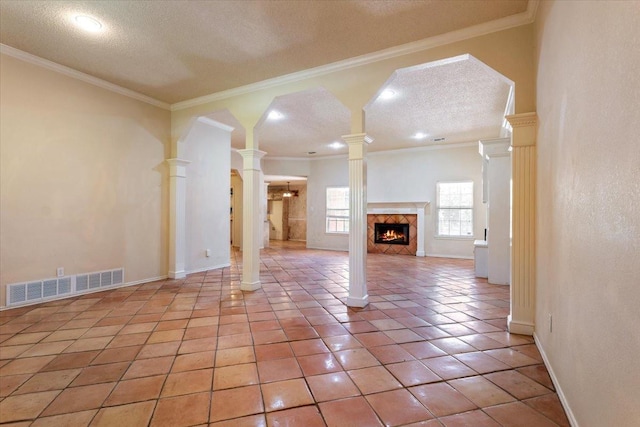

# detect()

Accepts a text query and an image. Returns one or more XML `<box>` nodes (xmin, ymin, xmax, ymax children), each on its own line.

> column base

<box><xmin>168</xmin><ymin>270</ymin><xmax>186</xmax><ymax>279</ymax></box>
<box><xmin>507</xmin><ymin>315</ymin><xmax>534</xmax><ymax>336</ymax></box>
<box><xmin>241</xmin><ymin>280</ymin><xmax>261</xmax><ymax>291</ymax></box>
<box><xmin>347</xmin><ymin>295</ymin><xmax>369</xmax><ymax>308</ymax></box>
<box><xmin>416</xmin><ymin>251</ymin><xmax>426</xmax><ymax>257</ymax></box>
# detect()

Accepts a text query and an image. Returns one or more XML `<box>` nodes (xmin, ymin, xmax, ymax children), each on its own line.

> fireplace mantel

<box><xmin>367</xmin><ymin>201</ymin><xmax>429</xmax><ymax>213</ymax></box>
<box><xmin>367</xmin><ymin>202</ymin><xmax>430</xmax><ymax>257</ymax></box>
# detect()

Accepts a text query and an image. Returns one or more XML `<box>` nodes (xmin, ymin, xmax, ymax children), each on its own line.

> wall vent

<box><xmin>6</xmin><ymin>268</ymin><xmax>124</xmax><ymax>307</ymax></box>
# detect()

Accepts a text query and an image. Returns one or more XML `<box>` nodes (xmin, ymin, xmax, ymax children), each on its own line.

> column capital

<box><xmin>342</xmin><ymin>133</ymin><xmax>373</xmax><ymax>160</ymax></box>
<box><xmin>237</xmin><ymin>149</ymin><xmax>266</xmax><ymax>170</ymax></box>
<box><xmin>506</xmin><ymin>112</ymin><xmax>538</xmax><ymax>128</ymax></box>
<box><xmin>166</xmin><ymin>158</ymin><xmax>191</xmax><ymax>178</ymax></box>
<box><xmin>506</xmin><ymin>112</ymin><xmax>538</xmax><ymax>147</ymax></box>
<box><xmin>479</xmin><ymin>138</ymin><xmax>511</xmax><ymax>159</ymax></box>
<box><xmin>342</xmin><ymin>133</ymin><xmax>373</xmax><ymax>144</ymax></box>
<box><xmin>237</xmin><ymin>148</ymin><xmax>267</xmax><ymax>159</ymax></box>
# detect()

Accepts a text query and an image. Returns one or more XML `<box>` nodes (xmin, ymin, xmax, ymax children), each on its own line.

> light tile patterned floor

<box><xmin>0</xmin><ymin>242</ymin><xmax>570</xmax><ymax>426</ymax></box>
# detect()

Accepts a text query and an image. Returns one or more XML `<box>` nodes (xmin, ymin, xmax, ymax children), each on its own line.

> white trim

<box><xmin>347</xmin><ymin>295</ymin><xmax>369</xmax><ymax>308</ymax></box>
<box><xmin>171</xmin><ymin>2</ymin><xmax>539</xmax><ymax>111</ymax></box>
<box><xmin>433</xmin><ymin>236</ymin><xmax>476</xmax><ymax>241</ymax></box>
<box><xmin>186</xmin><ymin>263</ymin><xmax>230</xmax><ymax>275</ymax></box>
<box><xmin>0</xmin><ymin>275</ymin><xmax>168</xmax><ymax>311</ymax></box>
<box><xmin>197</xmin><ymin>117</ymin><xmax>235</xmax><ymax>132</ymax></box>
<box><xmin>425</xmin><ymin>253</ymin><xmax>474</xmax><ymax>260</ymax></box>
<box><xmin>368</xmin><ymin>141</ymin><xmax>478</xmax><ymax>157</ymax></box>
<box><xmin>507</xmin><ymin>315</ymin><xmax>535</xmax><ymax>335</ymax></box>
<box><xmin>0</xmin><ymin>44</ymin><xmax>170</xmax><ymax>110</ymax></box>
<box><xmin>305</xmin><ymin>245</ymin><xmax>348</xmax><ymax>253</ymax></box>
<box><xmin>263</xmin><ymin>141</ymin><xmax>478</xmax><ymax>162</ymax></box>
<box><xmin>534</xmin><ymin>333</ymin><xmax>579</xmax><ymax>427</ymax></box>
<box><xmin>266</xmin><ymin>154</ymin><xmax>348</xmax><ymax>161</ymax></box>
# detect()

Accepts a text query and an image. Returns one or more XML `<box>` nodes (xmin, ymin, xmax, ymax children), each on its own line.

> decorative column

<box><xmin>166</xmin><ymin>159</ymin><xmax>191</xmax><ymax>279</ymax></box>
<box><xmin>262</xmin><ymin>181</ymin><xmax>270</xmax><ymax>249</ymax></box>
<box><xmin>415</xmin><ymin>203</ymin><xmax>428</xmax><ymax>257</ymax></box>
<box><xmin>506</xmin><ymin>112</ymin><xmax>538</xmax><ymax>335</ymax></box>
<box><xmin>238</xmin><ymin>149</ymin><xmax>266</xmax><ymax>291</ymax></box>
<box><xmin>479</xmin><ymin>138</ymin><xmax>511</xmax><ymax>285</ymax></box>
<box><xmin>343</xmin><ymin>133</ymin><xmax>372</xmax><ymax>308</ymax></box>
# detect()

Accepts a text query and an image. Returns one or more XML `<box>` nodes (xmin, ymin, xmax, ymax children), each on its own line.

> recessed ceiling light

<box><xmin>379</xmin><ymin>89</ymin><xmax>396</xmax><ymax>100</ymax></box>
<box><xmin>329</xmin><ymin>141</ymin><xmax>344</xmax><ymax>149</ymax></box>
<box><xmin>74</xmin><ymin>15</ymin><xmax>103</xmax><ymax>33</ymax></box>
<box><xmin>267</xmin><ymin>110</ymin><xmax>284</xmax><ymax>120</ymax></box>
<box><xmin>412</xmin><ymin>132</ymin><xmax>428</xmax><ymax>140</ymax></box>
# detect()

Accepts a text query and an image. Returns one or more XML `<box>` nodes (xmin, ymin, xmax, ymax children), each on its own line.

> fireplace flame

<box><xmin>380</xmin><ymin>230</ymin><xmax>405</xmax><ymax>242</ymax></box>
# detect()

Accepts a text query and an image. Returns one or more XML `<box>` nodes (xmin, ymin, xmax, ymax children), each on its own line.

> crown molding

<box><xmin>0</xmin><ymin>44</ymin><xmax>170</xmax><ymax>110</ymax></box>
<box><xmin>196</xmin><ymin>116</ymin><xmax>235</xmax><ymax>132</ymax></box>
<box><xmin>265</xmin><ymin>154</ymin><xmax>346</xmax><ymax>162</ymax></box>
<box><xmin>262</xmin><ymin>140</ymin><xmax>479</xmax><ymax>162</ymax></box>
<box><xmin>171</xmin><ymin>1</ymin><xmax>539</xmax><ymax>112</ymax></box>
<box><xmin>368</xmin><ymin>141</ymin><xmax>478</xmax><ymax>157</ymax></box>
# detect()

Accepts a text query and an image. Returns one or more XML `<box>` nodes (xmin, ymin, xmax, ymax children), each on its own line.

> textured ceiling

<box><xmin>211</xmin><ymin>56</ymin><xmax>512</xmax><ymax>159</ymax></box>
<box><xmin>0</xmin><ymin>0</ymin><xmax>528</xmax><ymax>104</ymax></box>
<box><xmin>1</xmin><ymin>1</ymin><xmax>525</xmax><ymax>159</ymax></box>
<box><xmin>365</xmin><ymin>56</ymin><xmax>513</xmax><ymax>151</ymax></box>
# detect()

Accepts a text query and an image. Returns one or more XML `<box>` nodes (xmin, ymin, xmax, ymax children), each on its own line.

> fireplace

<box><xmin>374</xmin><ymin>223</ymin><xmax>410</xmax><ymax>245</ymax></box>
<box><xmin>367</xmin><ymin>204</ymin><xmax>427</xmax><ymax>256</ymax></box>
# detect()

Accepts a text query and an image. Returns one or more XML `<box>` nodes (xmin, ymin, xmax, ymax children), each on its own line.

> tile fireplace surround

<box><xmin>367</xmin><ymin>202</ymin><xmax>429</xmax><ymax>256</ymax></box>
<box><xmin>368</xmin><ymin>214</ymin><xmax>417</xmax><ymax>255</ymax></box>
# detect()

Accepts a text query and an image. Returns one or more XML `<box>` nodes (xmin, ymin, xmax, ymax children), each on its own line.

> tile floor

<box><xmin>0</xmin><ymin>242</ymin><xmax>570</xmax><ymax>426</ymax></box>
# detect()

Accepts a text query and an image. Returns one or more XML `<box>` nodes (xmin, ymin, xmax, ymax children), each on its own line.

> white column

<box><xmin>506</xmin><ymin>112</ymin><xmax>538</xmax><ymax>336</ymax></box>
<box><xmin>238</xmin><ymin>149</ymin><xmax>266</xmax><ymax>291</ymax></box>
<box><xmin>262</xmin><ymin>181</ymin><xmax>270</xmax><ymax>249</ymax></box>
<box><xmin>343</xmin><ymin>133</ymin><xmax>372</xmax><ymax>308</ymax></box>
<box><xmin>415</xmin><ymin>203</ymin><xmax>427</xmax><ymax>257</ymax></box>
<box><xmin>479</xmin><ymin>138</ymin><xmax>511</xmax><ymax>285</ymax></box>
<box><xmin>166</xmin><ymin>158</ymin><xmax>191</xmax><ymax>279</ymax></box>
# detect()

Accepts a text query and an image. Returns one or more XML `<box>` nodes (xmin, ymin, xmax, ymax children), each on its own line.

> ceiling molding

<box><xmin>0</xmin><ymin>44</ymin><xmax>170</xmax><ymax>110</ymax></box>
<box><xmin>263</xmin><ymin>141</ymin><xmax>479</xmax><ymax>162</ymax></box>
<box><xmin>171</xmin><ymin>1</ymin><xmax>539</xmax><ymax>112</ymax></box>
<box><xmin>196</xmin><ymin>116</ymin><xmax>235</xmax><ymax>132</ymax></box>
<box><xmin>367</xmin><ymin>141</ymin><xmax>479</xmax><ymax>157</ymax></box>
<box><xmin>265</xmin><ymin>154</ymin><xmax>346</xmax><ymax>162</ymax></box>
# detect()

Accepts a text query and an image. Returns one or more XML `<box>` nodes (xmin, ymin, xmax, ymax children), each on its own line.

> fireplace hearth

<box><xmin>374</xmin><ymin>223</ymin><xmax>410</xmax><ymax>245</ymax></box>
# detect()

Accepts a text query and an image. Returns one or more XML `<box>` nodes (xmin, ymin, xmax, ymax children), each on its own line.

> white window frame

<box><xmin>326</xmin><ymin>186</ymin><xmax>349</xmax><ymax>234</ymax></box>
<box><xmin>436</xmin><ymin>181</ymin><xmax>474</xmax><ymax>238</ymax></box>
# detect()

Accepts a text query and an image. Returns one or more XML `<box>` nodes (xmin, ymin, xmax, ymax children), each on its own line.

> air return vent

<box><xmin>6</xmin><ymin>268</ymin><xmax>124</xmax><ymax>307</ymax></box>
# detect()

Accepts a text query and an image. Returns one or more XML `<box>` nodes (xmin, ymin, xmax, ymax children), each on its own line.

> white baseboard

<box><xmin>534</xmin><ymin>333</ymin><xmax>579</xmax><ymax>427</ymax></box>
<box><xmin>186</xmin><ymin>263</ymin><xmax>230</xmax><ymax>275</ymax></box>
<box><xmin>305</xmin><ymin>245</ymin><xmax>348</xmax><ymax>252</ymax></box>
<box><xmin>425</xmin><ymin>253</ymin><xmax>474</xmax><ymax>260</ymax></box>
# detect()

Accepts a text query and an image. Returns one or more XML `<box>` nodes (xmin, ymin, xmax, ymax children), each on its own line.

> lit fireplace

<box><xmin>374</xmin><ymin>223</ymin><xmax>410</xmax><ymax>245</ymax></box>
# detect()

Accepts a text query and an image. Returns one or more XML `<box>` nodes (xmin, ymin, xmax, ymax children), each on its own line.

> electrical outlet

<box><xmin>548</xmin><ymin>313</ymin><xmax>553</xmax><ymax>333</ymax></box>
<box><xmin>206</xmin><ymin>249</ymin><xmax>211</xmax><ymax>257</ymax></box>
<box><xmin>57</xmin><ymin>267</ymin><xmax>64</xmax><ymax>277</ymax></box>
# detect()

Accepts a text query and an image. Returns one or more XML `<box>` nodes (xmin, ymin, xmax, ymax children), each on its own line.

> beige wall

<box><xmin>0</xmin><ymin>54</ymin><xmax>171</xmax><ymax>307</ymax></box>
<box><xmin>534</xmin><ymin>1</ymin><xmax>640</xmax><ymax>425</ymax></box>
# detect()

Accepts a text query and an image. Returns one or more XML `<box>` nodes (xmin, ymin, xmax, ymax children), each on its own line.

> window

<box><xmin>436</xmin><ymin>181</ymin><xmax>474</xmax><ymax>237</ymax></box>
<box><xmin>326</xmin><ymin>187</ymin><xmax>349</xmax><ymax>233</ymax></box>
